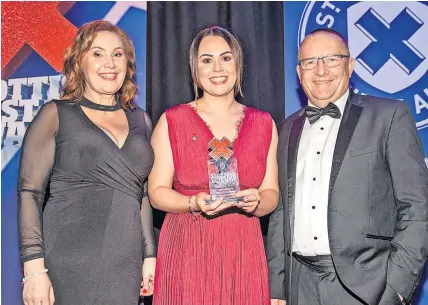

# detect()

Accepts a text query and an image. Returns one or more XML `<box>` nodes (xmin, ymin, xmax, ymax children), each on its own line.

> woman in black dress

<box><xmin>18</xmin><ymin>21</ymin><xmax>156</xmax><ymax>305</ymax></box>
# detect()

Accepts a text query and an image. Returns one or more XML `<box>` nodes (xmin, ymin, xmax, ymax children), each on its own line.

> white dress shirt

<box><xmin>292</xmin><ymin>90</ymin><xmax>349</xmax><ymax>256</ymax></box>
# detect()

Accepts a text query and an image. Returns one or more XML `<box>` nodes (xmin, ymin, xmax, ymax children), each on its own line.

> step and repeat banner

<box><xmin>1</xmin><ymin>1</ymin><xmax>427</xmax><ymax>305</ymax></box>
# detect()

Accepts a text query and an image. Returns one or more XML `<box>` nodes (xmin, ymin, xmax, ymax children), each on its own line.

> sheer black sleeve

<box><xmin>17</xmin><ymin>101</ymin><xmax>58</xmax><ymax>263</ymax></box>
<box><xmin>141</xmin><ymin>110</ymin><xmax>156</xmax><ymax>258</ymax></box>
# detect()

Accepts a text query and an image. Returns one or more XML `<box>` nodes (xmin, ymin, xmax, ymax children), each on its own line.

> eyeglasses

<box><xmin>298</xmin><ymin>54</ymin><xmax>350</xmax><ymax>70</ymax></box>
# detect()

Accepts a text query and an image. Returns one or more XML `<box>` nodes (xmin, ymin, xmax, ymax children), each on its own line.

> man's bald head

<box><xmin>298</xmin><ymin>29</ymin><xmax>350</xmax><ymax>60</ymax></box>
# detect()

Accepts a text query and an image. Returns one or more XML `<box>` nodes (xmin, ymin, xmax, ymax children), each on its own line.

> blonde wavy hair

<box><xmin>61</xmin><ymin>20</ymin><xmax>137</xmax><ymax>109</ymax></box>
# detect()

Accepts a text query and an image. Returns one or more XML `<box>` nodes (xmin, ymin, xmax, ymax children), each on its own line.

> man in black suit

<box><xmin>267</xmin><ymin>28</ymin><xmax>428</xmax><ymax>305</ymax></box>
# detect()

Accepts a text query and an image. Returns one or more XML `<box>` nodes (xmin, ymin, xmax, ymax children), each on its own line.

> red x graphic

<box><xmin>208</xmin><ymin>137</ymin><xmax>233</xmax><ymax>161</ymax></box>
<box><xmin>1</xmin><ymin>1</ymin><xmax>77</xmax><ymax>79</ymax></box>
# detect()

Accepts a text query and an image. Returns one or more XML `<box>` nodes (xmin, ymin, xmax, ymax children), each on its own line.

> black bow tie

<box><xmin>305</xmin><ymin>102</ymin><xmax>341</xmax><ymax>124</ymax></box>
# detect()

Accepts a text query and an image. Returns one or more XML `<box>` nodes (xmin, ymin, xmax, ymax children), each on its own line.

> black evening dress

<box><xmin>18</xmin><ymin>97</ymin><xmax>156</xmax><ymax>305</ymax></box>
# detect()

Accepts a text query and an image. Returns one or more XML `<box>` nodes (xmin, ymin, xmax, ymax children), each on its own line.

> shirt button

<box><xmin>313</xmin><ymin>177</ymin><xmax>316</xmax><ymax>181</ymax></box>
<box><xmin>312</xmin><ymin>206</ymin><xmax>316</xmax><ymax>209</ymax></box>
<box><xmin>314</xmin><ymin>236</ymin><xmax>318</xmax><ymax>240</ymax></box>
<box><xmin>320</xmin><ymin>127</ymin><xmax>324</xmax><ymax>130</ymax></box>
<box><xmin>317</xmin><ymin>151</ymin><xmax>320</xmax><ymax>155</ymax></box>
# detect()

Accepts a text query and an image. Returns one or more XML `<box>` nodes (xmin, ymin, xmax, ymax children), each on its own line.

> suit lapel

<box><xmin>328</xmin><ymin>92</ymin><xmax>363</xmax><ymax>199</ymax></box>
<box><xmin>287</xmin><ymin>110</ymin><xmax>306</xmax><ymax>238</ymax></box>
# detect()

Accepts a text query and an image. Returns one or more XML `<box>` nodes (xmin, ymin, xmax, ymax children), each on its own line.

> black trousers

<box><xmin>289</xmin><ymin>254</ymin><xmax>404</xmax><ymax>305</ymax></box>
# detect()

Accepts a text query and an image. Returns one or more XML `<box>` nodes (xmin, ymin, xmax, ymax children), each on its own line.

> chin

<box><xmin>215</xmin><ymin>91</ymin><xmax>232</xmax><ymax>97</ymax></box>
<box><xmin>99</xmin><ymin>86</ymin><xmax>121</xmax><ymax>94</ymax></box>
<box><xmin>311</xmin><ymin>90</ymin><xmax>335</xmax><ymax>100</ymax></box>
<box><xmin>202</xmin><ymin>82</ymin><xmax>233</xmax><ymax>94</ymax></box>
<box><xmin>205</xmin><ymin>89</ymin><xmax>232</xmax><ymax>97</ymax></box>
<box><xmin>309</xmin><ymin>95</ymin><xmax>333</xmax><ymax>106</ymax></box>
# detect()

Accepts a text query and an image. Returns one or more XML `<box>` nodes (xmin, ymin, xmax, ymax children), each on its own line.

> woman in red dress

<box><xmin>149</xmin><ymin>26</ymin><xmax>279</xmax><ymax>305</ymax></box>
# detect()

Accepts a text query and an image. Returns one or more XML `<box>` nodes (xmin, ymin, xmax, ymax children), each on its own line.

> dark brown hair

<box><xmin>61</xmin><ymin>20</ymin><xmax>137</xmax><ymax>109</ymax></box>
<box><xmin>189</xmin><ymin>26</ymin><xmax>243</xmax><ymax>99</ymax></box>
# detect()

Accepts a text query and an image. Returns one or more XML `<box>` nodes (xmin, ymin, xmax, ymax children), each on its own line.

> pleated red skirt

<box><xmin>153</xmin><ymin>105</ymin><xmax>272</xmax><ymax>305</ymax></box>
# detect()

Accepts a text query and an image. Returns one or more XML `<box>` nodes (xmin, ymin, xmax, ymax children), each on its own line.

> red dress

<box><xmin>153</xmin><ymin>104</ymin><xmax>272</xmax><ymax>305</ymax></box>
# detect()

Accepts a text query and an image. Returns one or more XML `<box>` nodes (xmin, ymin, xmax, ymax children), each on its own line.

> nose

<box><xmin>104</xmin><ymin>55</ymin><xmax>116</xmax><ymax>69</ymax></box>
<box><xmin>315</xmin><ymin>58</ymin><xmax>327</xmax><ymax>76</ymax></box>
<box><xmin>213</xmin><ymin>57</ymin><xmax>223</xmax><ymax>72</ymax></box>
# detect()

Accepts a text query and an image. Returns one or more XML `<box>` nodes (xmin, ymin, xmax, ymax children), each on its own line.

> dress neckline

<box><xmin>79</xmin><ymin>96</ymin><xmax>122</xmax><ymax>112</ymax></box>
<box><xmin>186</xmin><ymin>103</ymin><xmax>247</xmax><ymax>144</ymax></box>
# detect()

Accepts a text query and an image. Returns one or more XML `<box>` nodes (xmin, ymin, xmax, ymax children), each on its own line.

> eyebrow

<box><xmin>199</xmin><ymin>51</ymin><xmax>232</xmax><ymax>58</ymax></box>
<box><xmin>90</xmin><ymin>46</ymin><xmax>124</xmax><ymax>51</ymax></box>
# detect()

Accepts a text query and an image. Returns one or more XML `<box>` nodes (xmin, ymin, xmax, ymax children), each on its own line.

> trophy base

<box><xmin>206</xmin><ymin>196</ymin><xmax>245</xmax><ymax>204</ymax></box>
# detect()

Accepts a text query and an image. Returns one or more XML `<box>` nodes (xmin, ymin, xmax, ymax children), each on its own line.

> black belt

<box><xmin>292</xmin><ymin>253</ymin><xmax>335</xmax><ymax>272</ymax></box>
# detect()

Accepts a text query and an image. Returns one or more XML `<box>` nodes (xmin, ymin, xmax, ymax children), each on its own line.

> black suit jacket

<box><xmin>267</xmin><ymin>92</ymin><xmax>428</xmax><ymax>305</ymax></box>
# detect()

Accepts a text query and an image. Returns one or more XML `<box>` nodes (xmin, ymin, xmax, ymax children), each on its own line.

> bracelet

<box><xmin>188</xmin><ymin>195</ymin><xmax>201</xmax><ymax>221</ymax></box>
<box><xmin>22</xmin><ymin>268</ymin><xmax>48</xmax><ymax>285</ymax></box>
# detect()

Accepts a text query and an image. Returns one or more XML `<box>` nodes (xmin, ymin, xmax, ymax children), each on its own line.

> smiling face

<box><xmin>196</xmin><ymin>35</ymin><xmax>237</xmax><ymax>98</ymax></box>
<box><xmin>81</xmin><ymin>31</ymin><xmax>127</xmax><ymax>99</ymax></box>
<box><xmin>297</xmin><ymin>32</ymin><xmax>355</xmax><ymax>108</ymax></box>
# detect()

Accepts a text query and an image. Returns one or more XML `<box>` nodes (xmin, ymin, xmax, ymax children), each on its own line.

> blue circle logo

<box><xmin>298</xmin><ymin>1</ymin><xmax>428</xmax><ymax>132</ymax></box>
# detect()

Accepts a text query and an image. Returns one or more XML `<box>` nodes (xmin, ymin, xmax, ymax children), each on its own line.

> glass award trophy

<box><xmin>207</xmin><ymin>137</ymin><xmax>241</xmax><ymax>203</ymax></box>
